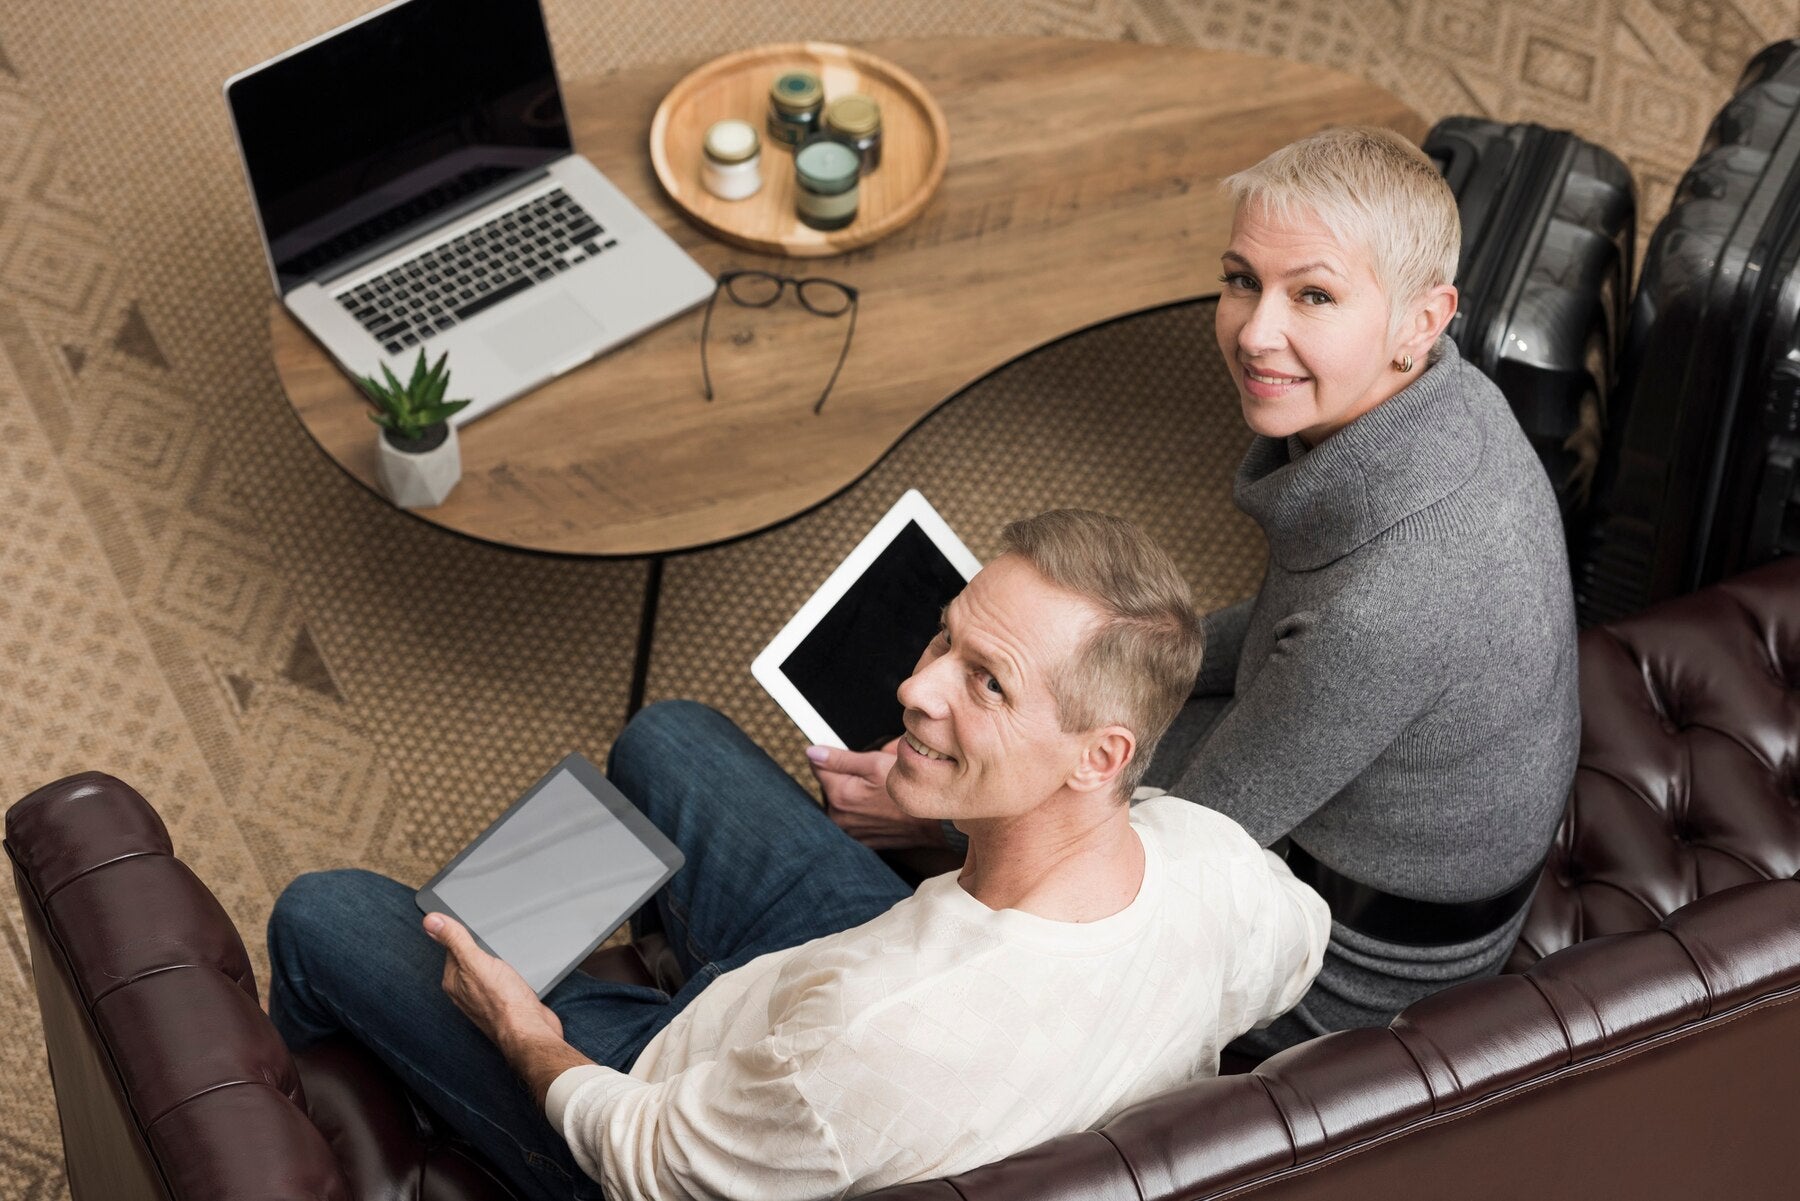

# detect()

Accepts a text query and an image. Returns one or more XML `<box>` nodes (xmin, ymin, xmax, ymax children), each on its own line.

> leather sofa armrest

<box><xmin>7</xmin><ymin>773</ymin><xmax>353</xmax><ymax>1201</ymax></box>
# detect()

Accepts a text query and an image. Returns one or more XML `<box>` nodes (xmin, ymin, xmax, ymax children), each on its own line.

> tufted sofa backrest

<box><xmin>1509</xmin><ymin>556</ymin><xmax>1800</xmax><ymax>970</ymax></box>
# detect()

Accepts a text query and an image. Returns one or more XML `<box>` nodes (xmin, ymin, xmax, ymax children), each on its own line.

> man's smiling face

<box><xmin>886</xmin><ymin>554</ymin><xmax>1101</xmax><ymax>822</ymax></box>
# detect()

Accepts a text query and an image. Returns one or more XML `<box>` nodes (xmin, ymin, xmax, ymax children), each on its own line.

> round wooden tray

<box><xmin>649</xmin><ymin>41</ymin><xmax>950</xmax><ymax>258</ymax></box>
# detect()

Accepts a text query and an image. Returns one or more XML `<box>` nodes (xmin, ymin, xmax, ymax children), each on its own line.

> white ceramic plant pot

<box><xmin>376</xmin><ymin>422</ymin><xmax>461</xmax><ymax>509</ymax></box>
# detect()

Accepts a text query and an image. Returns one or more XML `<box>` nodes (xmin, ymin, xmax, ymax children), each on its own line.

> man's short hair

<box><xmin>1222</xmin><ymin>125</ymin><xmax>1461</xmax><ymax>340</ymax></box>
<box><xmin>999</xmin><ymin>510</ymin><xmax>1204</xmax><ymax>796</ymax></box>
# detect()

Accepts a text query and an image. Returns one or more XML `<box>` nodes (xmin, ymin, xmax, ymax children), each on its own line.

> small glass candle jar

<box><xmin>766</xmin><ymin>71</ymin><xmax>824</xmax><ymax>147</ymax></box>
<box><xmin>822</xmin><ymin>94</ymin><xmax>883</xmax><ymax>173</ymax></box>
<box><xmin>701</xmin><ymin>119</ymin><xmax>762</xmax><ymax>201</ymax></box>
<box><xmin>793</xmin><ymin>135</ymin><xmax>862</xmax><ymax>231</ymax></box>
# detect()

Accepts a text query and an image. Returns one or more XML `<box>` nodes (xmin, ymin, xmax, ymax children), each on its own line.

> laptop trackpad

<box><xmin>480</xmin><ymin>295</ymin><xmax>604</xmax><ymax>375</ymax></box>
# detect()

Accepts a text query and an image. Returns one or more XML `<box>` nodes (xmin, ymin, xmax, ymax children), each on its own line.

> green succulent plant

<box><xmin>358</xmin><ymin>349</ymin><xmax>471</xmax><ymax>443</ymax></box>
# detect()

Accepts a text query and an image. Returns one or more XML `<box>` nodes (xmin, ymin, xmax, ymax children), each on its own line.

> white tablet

<box><xmin>753</xmin><ymin>490</ymin><xmax>982</xmax><ymax>751</ymax></box>
<box><xmin>416</xmin><ymin>752</ymin><xmax>684</xmax><ymax>998</ymax></box>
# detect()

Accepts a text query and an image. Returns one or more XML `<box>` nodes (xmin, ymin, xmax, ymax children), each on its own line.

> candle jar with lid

<box><xmin>700</xmin><ymin>119</ymin><xmax>762</xmax><ymax>201</ymax></box>
<box><xmin>793</xmin><ymin>133</ymin><xmax>862</xmax><ymax>231</ymax></box>
<box><xmin>766</xmin><ymin>71</ymin><xmax>824</xmax><ymax>147</ymax></box>
<box><xmin>822</xmin><ymin>94</ymin><xmax>883</xmax><ymax>173</ymax></box>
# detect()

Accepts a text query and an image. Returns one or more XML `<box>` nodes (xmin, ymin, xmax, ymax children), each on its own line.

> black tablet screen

<box><xmin>780</xmin><ymin>521</ymin><xmax>970</xmax><ymax>752</ymax></box>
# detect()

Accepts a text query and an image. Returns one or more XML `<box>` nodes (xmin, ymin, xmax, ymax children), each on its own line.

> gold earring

<box><xmin>1394</xmin><ymin>354</ymin><xmax>1414</xmax><ymax>373</ymax></box>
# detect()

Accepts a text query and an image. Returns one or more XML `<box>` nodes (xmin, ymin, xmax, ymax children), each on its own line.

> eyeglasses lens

<box><xmin>797</xmin><ymin>280</ymin><xmax>852</xmax><ymax>316</ymax></box>
<box><xmin>726</xmin><ymin>273</ymin><xmax>783</xmax><ymax>306</ymax></box>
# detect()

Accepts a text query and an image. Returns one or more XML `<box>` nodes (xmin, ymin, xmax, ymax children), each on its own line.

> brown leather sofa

<box><xmin>11</xmin><ymin>556</ymin><xmax>1800</xmax><ymax>1201</ymax></box>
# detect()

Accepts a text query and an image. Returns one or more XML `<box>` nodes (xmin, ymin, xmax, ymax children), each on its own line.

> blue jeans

<box><xmin>267</xmin><ymin>701</ymin><xmax>913</xmax><ymax>1201</ymax></box>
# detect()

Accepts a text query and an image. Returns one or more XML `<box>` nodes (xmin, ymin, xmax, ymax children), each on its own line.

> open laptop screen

<box><xmin>228</xmin><ymin>0</ymin><xmax>572</xmax><ymax>292</ymax></box>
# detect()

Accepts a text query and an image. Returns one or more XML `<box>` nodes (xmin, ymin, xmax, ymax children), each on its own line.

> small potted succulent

<box><xmin>358</xmin><ymin>350</ymin><xmax>471</xmax><ymax>509</ymax></box>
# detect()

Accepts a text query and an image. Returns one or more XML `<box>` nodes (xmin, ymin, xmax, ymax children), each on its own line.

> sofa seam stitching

<box><xmin>141</xmin><ymin>1077</ymin><xmax>300</xmax><ymax>1131</ymax></box>
<box><xmin>36</xmin><ymin>848</ymin><xmax>172</xmax><ymax>905</ymax></box>
<box><xmin>1097</xmin><ymin>1126</ymin><xmax>1149</xmax><ymax>1201</ymax></box>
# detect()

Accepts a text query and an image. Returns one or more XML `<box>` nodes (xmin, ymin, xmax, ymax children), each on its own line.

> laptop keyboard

<box><xmin>334</xmin><ymin>187</ymin><xmax>619</xmax><ymax>356</ymax></box>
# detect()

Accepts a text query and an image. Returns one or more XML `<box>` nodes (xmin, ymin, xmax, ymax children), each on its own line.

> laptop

<box><xmin>224</xmin><ymin>0</ymin><xmax>716</xmax><ymax>427</ymax></box>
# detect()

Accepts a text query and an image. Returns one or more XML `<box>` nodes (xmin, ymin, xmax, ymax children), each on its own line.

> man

<box><xmin>267</xmin><ymin>510</ymin><xmax>1328</xmax><ymax>1201</ymax></box>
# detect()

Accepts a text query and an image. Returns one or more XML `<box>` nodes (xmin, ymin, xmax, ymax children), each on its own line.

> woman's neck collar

<box><xmin>1235</xmin><ymin>337</ymin><xmax>1483</xmax><ymax>570</ymax></box>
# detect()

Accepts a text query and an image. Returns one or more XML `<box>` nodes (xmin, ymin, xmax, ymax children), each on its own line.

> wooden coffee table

<box><xmin>271</xmin><ymin>37</ymin><xmax>1423</xmax><ymax>558</ymax></box>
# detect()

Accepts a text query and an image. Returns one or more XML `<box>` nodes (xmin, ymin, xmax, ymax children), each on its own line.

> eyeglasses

<box><xmin>700</xmin><ymin>270</ymin><xmax>860</xmax><ymax>415</ymax></box>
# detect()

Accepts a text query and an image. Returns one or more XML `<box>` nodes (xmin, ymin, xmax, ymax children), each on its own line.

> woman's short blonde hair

<box><xmin>999</xmin><ymin>510</ymin><xmax>1204</xmax><ymax>797</ymax></box>
<box><xmin>1223</xmin><ymin>126</ymin><xmax>1461</xmax><ymax>338</ymax></box>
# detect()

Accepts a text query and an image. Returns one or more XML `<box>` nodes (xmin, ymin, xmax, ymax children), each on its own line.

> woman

<box><xmin>1138</xmin><ymin>124</ymin><xmax>1579</xmax><ymax>1054</ymax></box>
<box><xmin>813</xmin><ymin>126</ymin><xmax>1578</xmax><ymax>1056</ymax></box>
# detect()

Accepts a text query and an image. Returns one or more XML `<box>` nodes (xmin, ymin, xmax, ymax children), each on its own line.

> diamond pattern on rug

<box><xmin>283</xmin><ymin>625</ymin><xmax>345</xmax><ymax>702</ymax></box>
<box><xmin>0</xmin><ymin>308</ymin><xmax>269</xmax><ymax>1201</ymax></box>
<box><xmin>109</xmin><ymin>300</ymin><xmax>168</xmax><ymax>370</ymax></box>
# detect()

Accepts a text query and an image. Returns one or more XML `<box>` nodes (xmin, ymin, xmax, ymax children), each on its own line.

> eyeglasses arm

<box><xmin>698</xmin><ymin>281</ymin><xmax>725</xmax><ymax>402</ymax></box>
<box><xmin>813</xmin><ymin>295</ymin><xmax>859</xmax><ymax>416</ymax></box>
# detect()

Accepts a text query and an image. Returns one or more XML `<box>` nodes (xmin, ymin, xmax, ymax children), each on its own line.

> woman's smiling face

<box><xmin>1215</xmin><ymin>201</ymin><xmax>1428</xmax><ymax>447</ymax></box>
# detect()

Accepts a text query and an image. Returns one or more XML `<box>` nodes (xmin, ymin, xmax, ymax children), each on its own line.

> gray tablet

<box><xmin>416</xmin><ymin>752</ymin><xmax>684</xmax><ymax>998</ymax></box>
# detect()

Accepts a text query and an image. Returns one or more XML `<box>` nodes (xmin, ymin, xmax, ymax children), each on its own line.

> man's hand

<box><xmin>426</xmin><ymin>912</ymin><xmax>563</xmax><ymax>1045</ymax></box>
<box><xmin>807</xmin><ymin>740</ymin><xmax>947</xmax><ymax>850</ymax></box>
<box><xmin>424</xmin><ymin>913</ymin><xmax>592</xmax><ymax>1106</ymax></box>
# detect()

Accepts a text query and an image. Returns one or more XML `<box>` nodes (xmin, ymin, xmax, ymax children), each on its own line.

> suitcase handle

<box><xmin>1431</xmin><ymin>135</ymin><xmax>1480</xmax><ymax>196</ymax></box>
<box><xmin>1423</xmin><ymin>124</ymin><xmax>1519</xmax><ymax>283</ymax></box>
<box><xmin>1751</xmin><ymin>439</ymin><xmax>1800</xmax><ymax>561</ymax></box>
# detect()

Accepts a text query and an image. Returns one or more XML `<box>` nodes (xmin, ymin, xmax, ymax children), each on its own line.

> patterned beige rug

<box><xmin>1</xmin><ymin>0</ymin><xmax>1789</xmax><ymax>1195</ymax></box>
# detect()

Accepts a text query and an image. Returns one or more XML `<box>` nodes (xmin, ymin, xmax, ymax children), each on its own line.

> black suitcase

<box><xmin>1578</xmin><ymin>40</ymin><xmax>1800</xmax><ymax>625</ymax></box>
<box><xmin>1424</xmin><ymin>117</ymin><xmax>1636</xmax><ymax>525</ymax></box>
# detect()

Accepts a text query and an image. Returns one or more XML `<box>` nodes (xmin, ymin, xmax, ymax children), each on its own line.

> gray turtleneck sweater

<box><xmin>1145</xmin><ymin>338</ymin><xmax>1579</xmax><ymax>1055</ymax></box>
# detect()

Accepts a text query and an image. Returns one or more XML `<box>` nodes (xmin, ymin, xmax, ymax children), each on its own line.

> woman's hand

<box><xmin>807</xmin><ymin>739</ymin><xmax>947</xmax><ymax>850</ymax></box>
